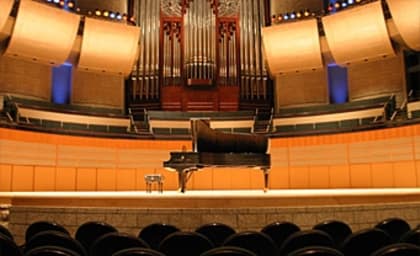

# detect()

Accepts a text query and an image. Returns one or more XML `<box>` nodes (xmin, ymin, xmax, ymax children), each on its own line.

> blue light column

<box><xmin>328</xmin><ymin>64</ymin><xmax>348</xmax><ymax>104</ymax></box>
<box><xmin>51</xmin><ymin>63</ymin><xmax>72</xmax><ymax>104</ymax></box>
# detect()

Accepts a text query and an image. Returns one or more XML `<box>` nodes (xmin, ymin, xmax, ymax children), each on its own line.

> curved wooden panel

<box><xmin>386</xmin><ymin>0</ymin><xmax>420</xmax><ymax>51</ymax></box>
<box><xmin>262</xmin><ymin>19</ymin><xmax>323</xmax><ymax>75</ymax></box>
<box><xmin>5</xmin><ymin>0</ymin><xmax>80</xmax><ymax>65</ymax></box>
<box><xmin>0</xmin><ymin>0</ymin><xmax>14</xmax><ymax>34</ymax></box>
<box><xmin>322</xmin><ymin>1</ymin><xmax>395</xmax><ymax>65</ymax></box>
<box><xmin>78</xmin><ymin>18</ymin><xmax>141</xmax><ymax>76</ymax></box>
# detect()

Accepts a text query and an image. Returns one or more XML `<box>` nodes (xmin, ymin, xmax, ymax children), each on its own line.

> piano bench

<box><xmin>144</xmin><ymin>174</ymin><xmax>165</xmax><ymax>193</ymax></box>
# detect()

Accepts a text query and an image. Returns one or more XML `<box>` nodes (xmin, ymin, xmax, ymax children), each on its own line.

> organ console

<box><xmin>164</xmin><ymin>119</ymin><xmax>271</xmax><ymax>192</ymax></box>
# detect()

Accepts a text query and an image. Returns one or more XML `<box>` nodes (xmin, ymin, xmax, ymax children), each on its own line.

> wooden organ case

<box><xmin>127</xmin><ymin>0</ymin><xmax>272</xmax><ymax>112</ymax></box>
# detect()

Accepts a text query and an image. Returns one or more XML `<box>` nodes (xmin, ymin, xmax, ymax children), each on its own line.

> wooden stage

<box><xmin>1</xmin><ymin>188</ymin><xmax>420</xmax><ymax>209</ymax></box>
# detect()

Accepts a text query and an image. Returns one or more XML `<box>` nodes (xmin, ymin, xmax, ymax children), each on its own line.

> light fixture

<box><xmin>95</xmin><ymin>9</ymin><xmax>101</xmax><ymax>16</ymax></box>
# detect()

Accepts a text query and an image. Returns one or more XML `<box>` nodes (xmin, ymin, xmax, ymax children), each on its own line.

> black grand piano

<box><xmin>163</xmin><ymin>119</ymin><xmax>271</xmax><ymax>193</ymax></box>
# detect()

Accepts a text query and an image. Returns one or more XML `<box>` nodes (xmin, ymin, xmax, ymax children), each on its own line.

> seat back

<box><xmin>196</xmin><ymin>223</ymin><xmax>236</xmax><ymax>247</ymax></box>
<box><xmin>278</xmin><ymin>229</ymin><xmax>334</xmax><ymax>256</ymax></box>
<box><xmin>370</xmin><ymin>243</ymin><xmax>420</xmax><ymax>256</ymax></box>
<box><xmin>138</xmin><ymin>223</ymin><xmax>179</xmax><ymax>250</ymax></box>
<box><xmin>0</xmin><ymin>233</ymin><xmax>23</xmax><ymax>256</ymax></box>
<box><xmin>24</xmin><ymin>245</ymin><xmax>81</xmax><ymax>256</ymax></box>
<box><xmin>111</xmin><ymin>247</ymin><xmax>166</xmax><ymax>256</ymax></box>
<box><xmin>0</xmin><ymin>224</ymin><xmax>14</xmax><ymax>241</ymax></box>
<box><xmin>25</xmin><ymin>221</ymin><xmax>70</xmax><ymax>244</ymax></box>
<box><xmin>24</xmin><ymin>230</ymin><xmax>87</xmax><ymax>256</ymax></box>
<box><xmin>313</xmin><ymin>220</ymin><xmax>352</xmax><ymax>247</ymax></box>
<box><xmin>200</xmin><ymin>246</ymin><xmax>257</xmax><ymax>256</ymax></box>
<box><xmin>75</xmin><ymin>221</ymin><xmax>118</xmax><ymax>252</ymax></box>
<box><xmin>340</xmin><ymin>228</ymin><xmax>391</xmax><ymax>256</ymax></box>
<box><xmin>375</xmin><ymin>218</ymin><xmax>411</xmax><ymax>243</ymax></box>
<box><xmin>261</xmin><ymin>221</ymin><xmax>300</xmax><ymax>249</ymax></box>
<box><xmin>223</xmin><ymin>231</ymin><xmax>278</xmax><ymax>256</ymax></box>
<box><xmin>287</xmin><ymin>246</ymin><xmax>344</xmax><ymax>256</ymax></box>
<box><xmin>90</xmin><ymin>232</ymin><xmax>150</xmax><ymax>256</ymax></box>
<box><xmin>400</xmin><ymin>227</ymin><xmax>420</xmax><ymax>246</ymax></box>
<box><xmin>159</xmin><ymin>231</ymin><xmax>214</xmax><ymax>256</ymax></box>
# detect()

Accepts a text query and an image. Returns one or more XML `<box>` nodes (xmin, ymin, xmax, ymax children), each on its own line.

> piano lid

<box><xmin>191</xmin><ymin>119</ymin><xmax>269</xmax><ymax>154</ymax></box>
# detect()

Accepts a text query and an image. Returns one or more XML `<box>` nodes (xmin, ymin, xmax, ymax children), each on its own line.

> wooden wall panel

<box><xmin>275</xmin><ymin>69</ymin><xmax>327</xmax><ymax>108</ymax></box>
<box><xmin>0</xmin><ymin>57</ymin><xmax>51</xmax><ymax>100</ymax></box>
<box><xmin>1</xmin><ymin>124</ymin><xmax>420</xmax><ymax>191</ymax></box>
<box><xmin>0</xmin><ymin>164</ymin><xmax>12</xmax><ymax>191</ymax></box>
<box><xmin>270</xmin><ymin>0</ymin><xmax>323</xmax><ymax>14</ymax></box>
<box><xmin>12</xmin><ymin>165</ymin><xmax>34</xmax><ymax>191</ymax></box>
<box><xmin>72</xmin><ymin>69</ymin><xmax>124</xmax><ymax>110</ymax></box>
<box><xmin>348</xmin><ymin>55</ymin><xmax>404</xmax><ymax>101</ymax></box>
<box><xmin>34</xmin><ymin>166</ymin><xmax>55</xmax><ymax>191</ymax></box>
<box><xmin>55</xmin><ymin>167</ymin><xmax>76</xmax><ymax>191</ymax></box>
<box><xmin>76</xmin><ymin>0</ymin><xmax>127</xmax><ymax>14</ymax></box>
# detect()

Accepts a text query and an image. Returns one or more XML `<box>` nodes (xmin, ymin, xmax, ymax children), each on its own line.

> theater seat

<box><xmin>278</xmin><ymin>230</ymin><xmax>334</xmax><ymax>256</ymax></box>
<box><xmin>159</xmin><ymin>231</ymin><xmax>214</xmax><ymax>256</ymax></box>
<box><xmin>90</xmin><ymin>232</ymin><xmax>150</xmax><ymax>256</ymax></box>
<box><xmin>313</xmin><ymin>220</ymin><xmax>352</xmax><ymax>248</ymax></box>
<box><xmin>370</xmin><ymin>243</ymin><xmax>420</xmax><ymax>256</ymax></box>
<box><xmin>287</xmin><ymin>246</ymin><xmax>344</xmax><ymax>256</ymax></box>
<box><xmin>24</xmin><ymin>245</ymin><xmax>81</xmax><ymax>256</ymax></box>
<box><xmin>340</xmin><ymin>228</ymin><xmax>391</xmax><ymax>256</ymax></box>
<box><xmin>138</xmin><ymin>223</ymin><xmax>180</xmax><ymax>250</ymax></box>
<box><xmin>0</xmin><ymin>233</ymin><xmax>22</xmax><ymax>256</ymax></box>
<box><xmin>195</xmin><ymin>223</ymin><xmax>236</xmax><ymax>247</ymax></box>
<box><xmin>25</xmin><ymin>221</ymin><xmax>70</xmax><ymax>244</ymax></box>
<box><xmin>111</xmin><ymin>247</ymin><xmax>166</xmax><ymax>256</ymax></box>
<box><xmin>75</xmin><ymin>221</ymin><xmax>118</xmax><ymax>252</ymax></box>
<box><xmin>223</xmin><ymin>231</ymin><xmax>278</xmax><ymax>256</ymax></box>
<box><xmin>200</xmin><ymin>246</ymin><xmax>257</xmax><ymax>256</ymax></box>
<box><xmin>375</xmin><ymin>217</ymin><xmax>411</xmax><ymax>243</ymax></box>
<box><xmin>261</xmin><ymin>221</ymin><xmax>300</xmax><ymax>249</ymax></box>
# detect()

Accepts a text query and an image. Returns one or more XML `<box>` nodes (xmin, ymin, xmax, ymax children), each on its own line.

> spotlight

<box><xmin>103</xmin><ymin>10</ymin><xmax>109</xmax><ymax>17</ymax></box>
<box><xmin>296</xmin><ymin>11</ymin><xmax>302</xmax><ymax>18</ymax></box>
<box><xmin>277</xmin><ymin>15</ymin><xmax>283</xmax><ymax>21</ymax></box>
<box><xmin>283</xmin><ymin>13</ymin><xmax>289</xmax><ymax>20</ymax></box>
<box><xmin>356</xmin><ymin>0</ymin><xmax>362</xmax><ymax>2</ymax></box>
<box><xmin>95</xmin><ymin>9</ymin><xmax>101</xmax><ymax>16</ymax></box>
<box><xmin>109</xmin><ymin>12</ymin><xmax>116</xmax><ymax>19</ymax></box>
<box><xmin>348</xmin><ymin>0</ymin><xmax>354</xmax><ymax>4</ymax></box>
<box><xmin>327</xmin><ymin>4</ymin><xmax>334</xmax><ymax>12</ymax></box>
<box><xmin>334</xmin><ymin>2</ymin><xmax>341</xmax><ymax>9</ymax></box>
<box><xmin>342</xmin><ymin>2</ymin><xmax>347</xmax><ymax>7</ymax></box>
<box><xmin>67</xmin><ymin>1</ymin><xmax>74</xmax><ymax>8</ymax></box>
<box><xmin>46</xmin><ymin>0</ymin><xmax>53</xmax><ymax>3</ymax></box>
<box><xmin>122</xmin><ymin>14</ymin><xmax>128</xmax><ymax>20</ymax></box>
<box><xmin>290</xmin><ymin>12</ymin><xmax>296</xmax><ymax>19</ymax></box>
<box><xmin>304</xmin><ymin>9</ymin><xmax>310</xmax><ymax>16</ymax></box>
<box><xmin>59</xmin><ymin>0</ymin><xmax>65</xmax><ymax>7</ymax></box>
<box><xmin>53</xmin><ymin>0</ymin><xmax>59</xmax><ymax>3</ymax></box>
<box><xmin>129</xmin><ymin>16</ymin><xmax>136</xmax><ymax>23</ymax></box>
<box><xmin>116</xmin><ymin>13</ymin><xmax>122</xmax><ymax>20</ymax></box>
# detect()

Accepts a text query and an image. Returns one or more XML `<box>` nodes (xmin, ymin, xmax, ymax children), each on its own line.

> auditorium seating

<box><xmin>273</xmin><ymin>95</ymin><xmax>395</xmax><ymax>135</ymax></box>
<box><xmin>1</xmin><ymin>217</ymin><xmax>420</xmax><ymax>256</ymax></box>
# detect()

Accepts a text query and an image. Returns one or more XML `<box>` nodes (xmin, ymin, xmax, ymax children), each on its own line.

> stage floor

<box><xmin>1</xmin><ymin>188</ymin><xmax>420</xmax><ymax>208</ymax></box>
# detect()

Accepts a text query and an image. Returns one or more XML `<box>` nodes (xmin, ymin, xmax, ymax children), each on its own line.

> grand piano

<box><xmin>163</xmin><ymin>119</ymin><xmax>271</xmax><ymax>193</ymax></box>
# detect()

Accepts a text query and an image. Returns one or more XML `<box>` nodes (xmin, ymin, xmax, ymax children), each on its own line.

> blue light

<box><xmin>348</xmin><ymin>0</ymin><xmax>354</xmax><ymax>4</ymax></box>
<box><xmin>116</xmin><ymin>13</ymin><xmax>122</xmax><ymax>20</ymax></box>
<box><xmin>53</xmin><ymin>0</ymin><xmax>60</xmax><ymax>3</ymax></box>
<box><xmin>342</xmin><ymin>2</ymin><xmax>347</xmax><ymax>7</ymax></box>
<box><xmin>328</xmin><ymin>64</ymin><xmax>348</xmax><ymax>104</ymax></box>
<box><xmin>290</xmin><ymin>13</ymin><xmax>296</xmax><ymax>19</ymax></box>
<box><xmin>109</xmin><ymin>12</ymin><xmax>116</xmax><ymax>19</ymax></box>
<box><xmin>52</xmin><ymin>64</ymin><xmax>72</xmax><ymax>104</ymax></box>
<box><xmin>283</xmin><ymin>14</ymin><xmax>289</xmax><ymax>20</ymax></box>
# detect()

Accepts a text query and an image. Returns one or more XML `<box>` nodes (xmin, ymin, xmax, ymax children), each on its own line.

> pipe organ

<box><xmin>129</xmin><ymin>0</ymin><xmax>271</xmax><ymax>111</ymax></box>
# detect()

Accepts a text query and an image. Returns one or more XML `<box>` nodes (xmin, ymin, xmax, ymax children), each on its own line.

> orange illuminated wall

<box><xmin>0</xmin><ymin>125</ymin><xmax>419</xmax><ymax>192</ymax></box>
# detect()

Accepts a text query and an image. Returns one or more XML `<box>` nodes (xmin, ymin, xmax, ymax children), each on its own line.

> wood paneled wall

<box><xmin>0</xmin><ymin>56</ymin><xmax>51</xmax><ymax>100</ymax></box>
<box><xmin>348</xmin><ymin>54</ymin><xmax>405</xmax><ymax>101</ymax></box>
<box><xmin>72</xmin><ymin>69</ymin><xmax>124</xmax><ymax>110</ymax></box>
<box><xmin>1</xmin><ymin>125</ymin><xmax>420</xmax><ymax>192</ymax></box>
<box><xmin>275</xmin><ymin>69</ymin><xmax>328</xmax><ymax>109</ymax></box>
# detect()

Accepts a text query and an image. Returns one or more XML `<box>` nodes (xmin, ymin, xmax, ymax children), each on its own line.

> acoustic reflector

<box><xmin>262</xmin><ymin>19</ymin><xmax>323</xmax><ymax>76</ymax></box>
<box><xmin>386</xmin><ymin>0</ymin><xmax>420</xmax><ymax>51</ymax></box>
<box><xmin>78</xmin><ymin>17</ymin><xmax>141</xmax><ymax>76</ymax></box>
<box><xmin>322</xmin><ymin>1</ymin><xmax>395</xmax><ymax>65</ymax></box>
<box><xmin>0</xmin><ymin>0</ymin><xmax>14</xmax><ymax>34</ymax></box>
<box><xmin>5</xmin><ymin>0</ymin><xmax>80</xmax><ymax>65</ymax></box>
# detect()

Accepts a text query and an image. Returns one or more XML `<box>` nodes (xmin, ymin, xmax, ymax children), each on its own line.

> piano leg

<box><xmin>263</xmin><ymin>168</ymin><xmax>270</xmax><ymax>193</ymax></box>
<box><xmin>177</xmin><ymin>169</ymin><xmax>187</xmax><ymax>193</ymax></box>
